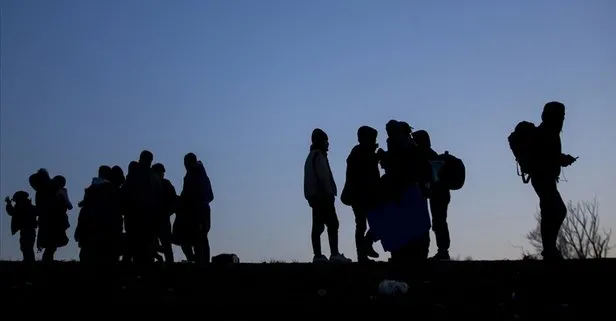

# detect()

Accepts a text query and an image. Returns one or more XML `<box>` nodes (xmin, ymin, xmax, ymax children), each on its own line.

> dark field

<box><xmin>2</xmin><ymin>259</ymin><xmax>614</xmax><ymax>318</ymax></box>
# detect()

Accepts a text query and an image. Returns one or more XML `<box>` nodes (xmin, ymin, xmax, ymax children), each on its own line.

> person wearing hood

<box><xmin>304</xmin><ymin>128</ymin><xmax>351</xmax><ymax>263</ymax></box>
<box><xmin>528</xmin><ymin>101</ymin><xmax>577</xmax><ymax>260</ymax></box>
<box><xmin>5</xmin><ymin>191</ymin><xmax>37</xmax><ymax>262</ymax></box>
<box><xmin>414</xmin><ymin>129</ymin><xmax>452</xmax><ymax>260</ymax></box>
<box><xmin>176</xmin><ymin>152</ymin><xmax>214</xmax><ymax>265</ymax></box>
<box><xmin>341</xmin><ymin>126</ymin><xmax>381</xmax><ymax>262</ymax></box>
<box><xmin>75</xmin><ymin>165</ymin><xmax>123</xmax><ymax>263</ymax></box>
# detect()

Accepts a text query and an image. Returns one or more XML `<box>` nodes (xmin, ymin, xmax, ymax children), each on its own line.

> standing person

<box><xmin>123</xmin><ymin>150</ymin><xmax>162</xmax><ymax>264</ymax></box>
<box><xmin>414</xmin><ymin>129</ymin><xmax>452</xmax><ymax>260</ymax></box>
<box><xmin>30</xmin><ymin>169</ymin><xmax>68</xmax><ymax>262</ymax></box>
<box><xmin>341</xmin><ymin>126</ymin><xmax>381</xmax><ymax>262</ymax></box>
<box><xmin>5</xmin><ymin>191</ymin><xmax>37</xmax><ymax>263</ymax></box>
<box><xmin>508</xmin><ymin>101</ymin><xmax>577</xmax><ymax>260</ymax></box>
<box><xmin>152</xmin><ymin>163</ymin><xmax>177</xmax><ymax>263</ymax></box>
<box><xmin>304</xmin><ymin>128</ymin><xmax>351</xmax><ymax>263</ymax></box>
<box><xmin>177</xmin><ymin>153</ymin><xmax>214</xmax><ymax>265</ymax></box>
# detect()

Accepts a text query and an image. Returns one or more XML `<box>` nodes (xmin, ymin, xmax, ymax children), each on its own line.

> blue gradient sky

<box><xmin>1</xmin><ymin>0</ymin><xmax>615</xmax><ymax>262</ymax></box>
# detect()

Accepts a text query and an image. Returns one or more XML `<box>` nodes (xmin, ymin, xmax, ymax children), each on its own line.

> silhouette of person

<box><xmin>5</xmin><ymin>191</ymin><xmax>37</xmax><ymax>262</ymax></box>
<box><xmin>121</xmin><ymin>161</ymin><xmax>141</xmax><ymax>263</ymax></box>
<box><xmin>304</xmin><ymin>128</ymin><xmax>351</xmax><ymax>263</ymax></box>
<box><xmin>414</xmin><ymin>129</ymin><xmax>452</xmax><ymax>260</ymax></box>
<box><xmin>341</xmin><ymin>126</ymin><xmax>381</xmax><ymax>262</ymax></box>
<box><xmin>379</xmin><ymin>121</ymin><xmax>432</xmax><ymax>263</ymax></box>
<box><xmin>528</xmin><ymin>102</ymin><xmax>577</xmax><ymax>260</ymax></box>
<box><xmin>30</xmin><ymin>169</ymin><xmax>69</xmax><ymax>262</ymax></box>
<box><xmin>176</xmin><ymin>153</ymin><xmax>214</xmax><ymax>265</ymax></box>
<box><xmin>152</xmin><ymin>163</ymin><xmax>177</xmax><ymax>263</ymax></box>
<box><xmin>75</xmin><ymin>165</ymin><xmax>123</xmax><ymax>264</ymax></box>
<box><xmin>123</xmin><ymin>151</ymin><xmax>162</xmax><ymax>265</ymax></box>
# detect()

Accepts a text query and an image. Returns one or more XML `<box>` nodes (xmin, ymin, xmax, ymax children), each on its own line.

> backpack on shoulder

<box><xmin>437</xmin><ymin>151</ymin><xmax>466</xmax><ymax>191</ymax></box>
<box><xmin>507</xmin><ymin>121</ymin><xmax>538</xmax><ymax>184</ymax></box>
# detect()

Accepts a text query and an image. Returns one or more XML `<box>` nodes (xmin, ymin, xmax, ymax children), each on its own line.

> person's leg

<box><xmin>353</xmin><ymin>206</ymin><xmax>368</xmax><ymax>260</ymax></box>
<box><xmin>311</xmin><ymin>202</ymin><xmax>327</xmax><ymax>262</ymax></box>
<box><xmin>20</xmin><ymin>229</ymin><xmax>36</xmax><ymax>263</ymax></box>
<box><xmin>532</xmin><ymin>177</ymin><xmax>567</xmax><ymax>260</ymax></box>
<box><xmin>195</xmin><ymin>207</ymin><xmax>211</xmax><ymax>265</ymax></box>
<box><xmin>323</xmin><ymin>202</ymin><xmax>351</xmax><ymax>262</ymax></box>
<box><xmin>181</xmin><ymin>245</ymin><xmax>195</xmax><ymax>262</ymax></box>
<box><xmin>430</xmin><ymin>189</ymin><xmax>451</xmax><ymax>260</ymax></box>
<box><xmin>353</xmin><ymin>206</ymin><xmax>378</xmax><ymax>261</ymax></box>
<box><xmin>42</xmin><ymin>247</ymin><xmax>56</xmax><ymax>262</ymax></box>
<box><xmin>158</xmin><ymin>216</ymin><xmax>174</xmax><ymax>263</ymax></box>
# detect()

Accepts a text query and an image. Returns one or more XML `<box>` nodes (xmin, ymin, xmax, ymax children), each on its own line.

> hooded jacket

<box><xmin>342</xmin><ymin>144</ymin><xmax>380</xmax><ymax>207</ymax></box>
<box><xmin>304</xmin><ymin>149</ymin><xmax>337</xmax><ymax>202</ymax></box>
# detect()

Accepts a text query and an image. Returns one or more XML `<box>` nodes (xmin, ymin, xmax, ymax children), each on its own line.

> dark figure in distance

<box><xmin>380</xmin><ymin>120</ymin><xmax>432</xmax><ymax>263</ymax></box>
<box><xmin>174</xmin><ymin>153</ymin><xmax>214</xmax><ymax>265</ymax></box>
<box><xmin>29</xmin><ymin>169</ymin><xmax>70</xmax><ymax>262</ymax></box>
<box><xmin>123</xmin><ymin>150</ymin><xmax>162</xmax><ymax>264</ymax></box>
<box><xmin>75</xmin><ymin>165</ymin><xmax>123</xmax><ymax>264</ymax></box>
<box><xmin>414</xmin><ymin>129</ymin><xmax>452</xmax><ymax>260</ymax></box>
<box><xmin>152</xmin><ymin>163</ymin><xmax>177</xmax><ymax>263</ymax></box>
<box><xmin>529</xmin><ymin>102</ymin><xmax>577</xmax><ymax>260</ymax></box>
<box><xmin>5</xmin><ymin>191</ymin><xmax>37</xmax><ymax>262</ymax></box>
<box><xmin>304</xmin><ymin>128</ymin><xmax>351</xmax><ymax>263</ymax></box>
<box><xmin>341</xmin><ymin>126</ymin><xmax>381</xmax><ymax>262</ymax></box>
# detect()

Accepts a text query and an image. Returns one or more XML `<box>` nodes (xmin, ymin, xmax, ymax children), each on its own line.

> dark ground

<box><xmin>1</xmin><ymin>259</ymin><xmax>614</xmax><ymax>318</ymax></box>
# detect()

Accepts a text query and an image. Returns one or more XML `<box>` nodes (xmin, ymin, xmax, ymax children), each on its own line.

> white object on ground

<box><xmin>378</xmin><ymin>279</ymin><xmax>409</xmax><ymax>296</ymax></box>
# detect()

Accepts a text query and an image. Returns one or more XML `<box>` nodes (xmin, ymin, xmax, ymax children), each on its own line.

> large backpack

<box><xmin>507</xmin><ymin>121</ymin><xmax>538</xmax><ymax>183</ymax></box>
<box><xmin>437</xmin><ymin>151</ymin><xmax>465</xmax><ymax>191</ymax></box>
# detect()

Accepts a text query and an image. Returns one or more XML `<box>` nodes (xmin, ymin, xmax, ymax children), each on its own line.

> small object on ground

<box><xmin>212</xmin><ymin>253</ymin><xmax>240</xmax><ymax>264</ymax></box>
<box><xmin>378</xmin><ymin>279</ymin><xmax>409</xmax><ymax>296</ymax></box>
<box><xmin>317</xmin><ymin>289</ymin><xmax>327</xmax><ymax>296</ymax></box>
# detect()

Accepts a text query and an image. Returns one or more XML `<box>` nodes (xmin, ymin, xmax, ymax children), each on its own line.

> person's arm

<box><xmin>61</xmin><ymin>189</ymin><xmax>74</xmax><ymax>210</ymax></box>
<box><xmin>5</xmin><ymin>197</ymin><xmax>14</xmax><ymax>216</ymax></box>
<box><xmin>314</xmin><ymin>153</ymin><xmax>335</xmax><ymax>198</ymax></box>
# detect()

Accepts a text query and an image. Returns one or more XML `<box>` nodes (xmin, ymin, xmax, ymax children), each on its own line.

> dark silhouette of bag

<box><xmin>438</xmin><ymin>151</ymin><xmax>465</xmax><ymax>190</ymax></box>
<box><xmin>508</xmin><ymin>121</ymin><xmax>538</xmax><ymax>183</ymax></box>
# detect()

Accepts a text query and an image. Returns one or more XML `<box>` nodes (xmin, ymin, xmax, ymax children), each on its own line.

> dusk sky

<box><xmin>1</xmin><ymin>0</ymin><xmax>614</xmax><ymax>262</ymax></box>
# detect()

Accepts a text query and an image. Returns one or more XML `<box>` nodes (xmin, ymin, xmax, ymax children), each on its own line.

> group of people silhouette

<box><xmin>5</xmin><ymin>101</ymin><xmax>577</xmax><ymax>264</ymax></box>
<box><xmin>5</xmin><ymin>151</ymin><xmax>214</xmax><ymax>265</ymax></box>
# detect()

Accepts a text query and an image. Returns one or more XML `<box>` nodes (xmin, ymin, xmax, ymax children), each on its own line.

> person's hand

<box><xmin>5</xmin><ymin>196</ymin><xmax>11</xmax><ymax>204</ymax></box>
<box><xmin>560</xmin><ymin>154</ymin><xmax>578</xmax><ymax>167</ymax></box>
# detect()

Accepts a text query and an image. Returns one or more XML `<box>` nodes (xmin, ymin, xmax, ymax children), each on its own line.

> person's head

<box><xmin>184</xmin><ymin>152</ymin><xmax>198</xmax><ymax>171</ymax></box>
<box><xmin>385</xmin><ymin>120</ymin><xmax>400</xmax><ymax>138</ymax></box>
<box><xmin>139</xmin><ymin>150</ymin><xmax>154</xmax><ymax>168</ymax></box>
<box><xmin>541</xmin><ymin>101</ymin><xmax>565</xmax><ymax>132</ymax></box>
<box><xmin>152</xmin><ymin>163</ymin><xmax>166</xmax><ymax>179</ymax></box>
<box><xmin>413</xmin><ymin>129</ymin><xmax>431</xmax><ymax>149</ymax></box>
<box><xmin>98</xmin><ymin>165</ymin><xmax>112</xmax><ymax>181</ymax></box>
<box><xmin>311</xmin><ymin>128</ymin><xmax>329</xmax><ymax>152</ymax></box>
<box><xmin>12</xmin><ymin>191</ymin><xmax>30</xmax><ymax>204</ymax></box>
<box><xmin>110</xmin><ymin>165</ymin><xmax>125</xmax><ymax>187</ymax></box>
<box><xmin>399</xmin><ymin>121</ymin><xmax>413</xmax><ymax>136</ymax></box>
<box><xmin>52</xmin><ymin>175</ymin><xmax>67</xmax><ymax>189</ymax></box>
<box><xmin>357</xmin><ymin>126</ymin><xmax>378</xmax><ymax>147</ymax></box>
<box><xmin>128</xmin><ymin>161</ymin><xmax>139</xmax><ymax>175</ymax></box>
<box><xmin>29</xmin><ymin>168</ymin><xmax>51</xmax><ymax>191</ymax></box>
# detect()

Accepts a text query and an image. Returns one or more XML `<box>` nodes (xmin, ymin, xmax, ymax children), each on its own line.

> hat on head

<box><xmin>311</xmin><ymin>128</ymin><xmax>328</xmax><ymax>144</ymax></box>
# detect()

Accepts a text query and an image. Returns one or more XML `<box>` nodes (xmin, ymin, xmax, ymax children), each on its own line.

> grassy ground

<box><xmin>2</xmin><ymin>259</ymin><xmax>614</xmax><ymax>318</ymax></box>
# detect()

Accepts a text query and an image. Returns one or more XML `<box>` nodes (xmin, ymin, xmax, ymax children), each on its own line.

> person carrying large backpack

<box><xmin>413</xmin><ymin>130</ymin><xmax>466</xmax><ymax>261</ymax></box>
<box><xmin>507</xmin><ymin>101</ymin><xmax>578</xmax><ymax>260</ymax></box>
